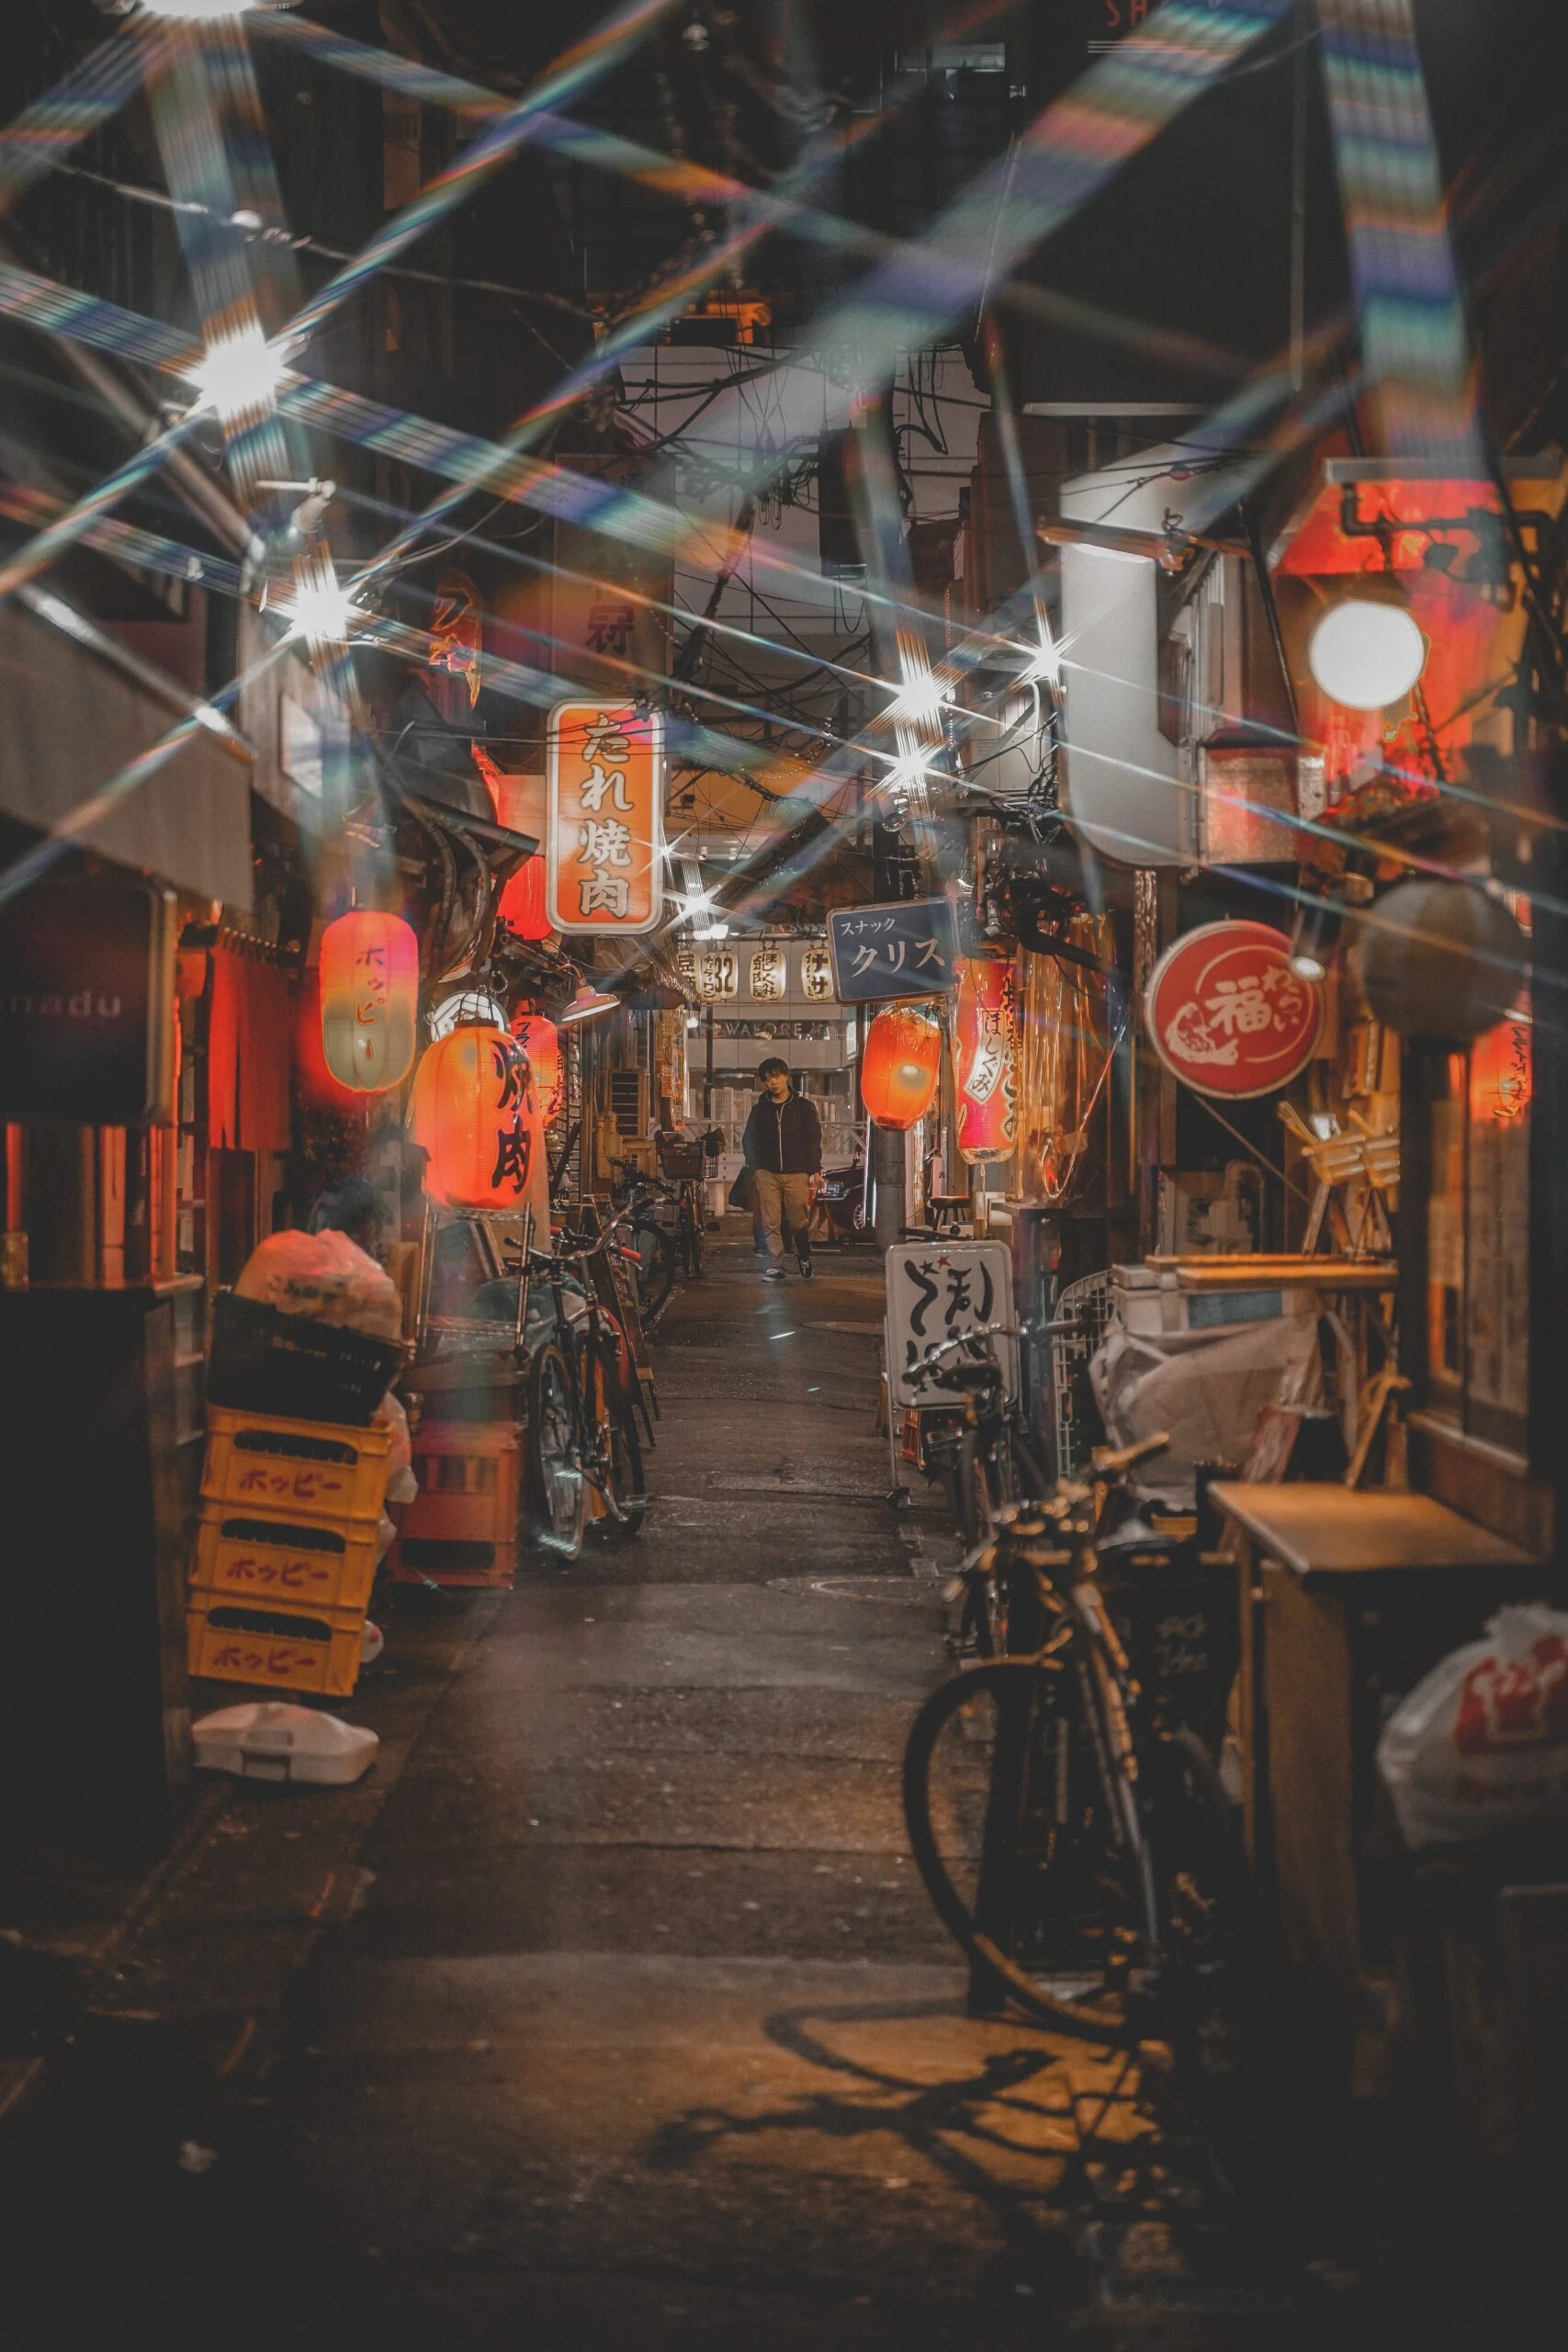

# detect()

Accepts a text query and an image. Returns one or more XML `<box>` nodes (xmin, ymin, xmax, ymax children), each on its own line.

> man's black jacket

<box><xmin>741</xmin><ymin>1089</ymin><xmax>822</xmax><ymax>1175</ymax></box>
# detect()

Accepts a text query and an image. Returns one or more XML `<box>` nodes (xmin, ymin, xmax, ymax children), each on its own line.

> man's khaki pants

<box><xmin>753</xmin><ymin>1168</ymin><xmax>812</xmax><ymax>1265</ymax></box>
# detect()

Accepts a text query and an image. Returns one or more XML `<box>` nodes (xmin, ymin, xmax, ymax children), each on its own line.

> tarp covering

<box><xmin>1091</xmin><ymin>1303</ymin><xmax>1320</xmax><ymax>1504</ymax></box>
<box><xmin>0</xmin><ymin>597</ymin><xmax>252</xmax><ymax>906</ymax></box>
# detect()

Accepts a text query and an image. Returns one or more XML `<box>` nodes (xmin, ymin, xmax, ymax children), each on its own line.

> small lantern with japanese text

<box><xmin>319</xmin><ymin>910</ymin><xmax>419</xmax><ymax>1092</ymax></box>
<box><xmin>800</xmin><ymin>944</ymin><xmax>834</xmax><ymax>1002</ymax></box>
<box><xmin>694</xmin><ymin>945</ymin><xmax>739</xmax><ymax>1002</ymax></box>
<box><xmin>750</xmin><ymin>944</ymin><xmax>786</xmax><ymax>1003</ymax></box>
<box><xmin>861</xmin><ymin>1004</ymin><xmax>942</xmax><ymax>1133</ymax></box>
<box><xmin>953</xmin><ymin>956</ymin><xmax>1020</xmax><ymax>1163</ymax></box>
<box><xmin>409</xmin><ymin>1023</ymin><xmax>540</xmax><ymax>1211</ymax></box>
<box><xmin>511</xmin><ymin>1010</ymin><xmax>561</xmax><ymax>1120</ymax></box>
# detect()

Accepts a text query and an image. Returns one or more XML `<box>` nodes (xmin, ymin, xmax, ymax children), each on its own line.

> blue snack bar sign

<box><xmin>826</xmin><ymin>897</ymin><xmax>957</xmax><ymax>1004</ymax></box>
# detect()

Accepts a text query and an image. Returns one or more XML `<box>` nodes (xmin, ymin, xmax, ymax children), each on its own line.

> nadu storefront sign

<box><xmin>1144</xmin><ymin>920</ymin><xmax>1324</xmax><ymax>1099</ymax></box>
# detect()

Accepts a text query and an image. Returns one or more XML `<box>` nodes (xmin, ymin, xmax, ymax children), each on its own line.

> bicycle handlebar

<box><xmin>1089</xmin><ymin>1430</ymin><xmax>1171</xmax><ymax>1478</ymax></box>
<box><xmin>907</xmin><ymin>1322</ymin><xmax>1018</xmax><ymax>1390</ymax></box>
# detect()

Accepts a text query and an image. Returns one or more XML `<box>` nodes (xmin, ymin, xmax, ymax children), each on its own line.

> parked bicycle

<box><xmin>517</xmin><ymin>1215</ymin><xmax>649</xmax><ymax>1559</ymax></box>
<box><xmin>908</xmin><ymin>1320</ymin><xmax>1052</xmax><ymax>1552</ymax></box>
<box><xmin>903</xmin><ymin>1431</ymin><xmax>1242</xmax><ymax>2060</ymax></box>
<box><xmin>609</xmin><ymin>1153</ymin><xmax>708</xmax><ymax>1328</ymax></box>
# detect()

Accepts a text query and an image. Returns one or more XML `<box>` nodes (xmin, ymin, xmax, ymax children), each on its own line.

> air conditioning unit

<box><xmin>607</xmin><ymin>1068</ymin><xmax>650</xmax><ymax>1139</ymax></box>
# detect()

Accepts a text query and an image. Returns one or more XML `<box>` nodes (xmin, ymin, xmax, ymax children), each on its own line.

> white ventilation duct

<box><xmin>1057</xmin><ymin>444</ymin><xmax>1191</xmax><ymax>868</ymax></box>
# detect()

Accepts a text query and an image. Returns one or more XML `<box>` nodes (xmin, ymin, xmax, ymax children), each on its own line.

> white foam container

<box><xmin>192</xmin><ymin>1702</ymin><xmax>379</xmax><ymax>1785</ymax></box>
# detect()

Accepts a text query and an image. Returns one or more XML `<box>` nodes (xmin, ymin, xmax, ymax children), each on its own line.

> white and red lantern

<box><xmin>953</xmin><ymin>956</ymin><xmax>1020</xmax><ymax>1164</ymax></box>
<box><xmin>861</xmin><ymin>1003</ymin><xmax>942</xmax><ymax>1133</ymax></box>
<box><xmin>409</xmin><ymin>1023</ymin><xmax>540</xmax><ymax>1211</ymax></box>
<box><xmin>318</xmin><ymin>910</ymin><xmax>419</xmax><ymax>1092</ymax></box>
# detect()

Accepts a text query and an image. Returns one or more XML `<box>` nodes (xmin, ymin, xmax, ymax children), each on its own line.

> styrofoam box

<box><xmin>1112</xmin><ymin>1264</ymin><xmax>1318</xmax><ymax>1345</ymax></box>
<box><xmin>192</xmin><ymin>1701</ymin><xmax>378</xmax><ymax>1785</ymax></box>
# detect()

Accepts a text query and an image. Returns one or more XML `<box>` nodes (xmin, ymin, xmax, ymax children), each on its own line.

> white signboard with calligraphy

<box><xmin>546</xmin><ymin>701</ymin><xmax>664</xmax><ymax>934</ymax></box>
<box><xmin>886</xmin><ymin>1239</ymin><xmax>1018</xmax><ymax>1409</ymax></box>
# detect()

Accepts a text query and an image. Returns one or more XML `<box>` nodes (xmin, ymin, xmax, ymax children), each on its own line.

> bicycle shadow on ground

<box><xmin>638</xmin><ymin>1992</ymin><xmax>1205</xmax><ymax>2306</ymax></box>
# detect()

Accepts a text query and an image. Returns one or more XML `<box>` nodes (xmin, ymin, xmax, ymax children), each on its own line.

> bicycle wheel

<box><xmin>525</xmin><ymin>1340</ymin><xmax>586</xmax><ymax>1559</ymax></box>
<box><xmin>684</xmin><ymin>1197</ymin><xmax>705</xmax><ymax>1279</ymax></box>
<box><xmin>581</xmin><ymin>1336</ymin><xmax>648</xmax><ymax>1544</ymax></box>
<box><xmin>903</xmin><ymin>1655</ymin><xmax>1145</xmax><ymax>2037</ymax></box>
<box><xmin>631</xmin><ymin>1216</ymin><xmax>676</xmax><ymax>1326</ymax></box>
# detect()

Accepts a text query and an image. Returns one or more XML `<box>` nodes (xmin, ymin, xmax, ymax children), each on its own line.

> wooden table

<box><xmin>1211</xmin><ymin>1482</ymin><xmax>1548</xmax><ymax>2012</ymax></box>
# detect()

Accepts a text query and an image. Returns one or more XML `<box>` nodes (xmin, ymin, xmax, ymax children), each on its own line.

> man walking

<box><xmin>742</xmin><ymin>1057</ymin><xmax>821</xmax><ymax>1282</ymax></box>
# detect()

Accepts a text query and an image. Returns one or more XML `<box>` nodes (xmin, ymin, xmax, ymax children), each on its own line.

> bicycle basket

<box><xmin>656</xmin><ymin>1139</ymin><xmax>705</xmax><ymax>1180</ymax></box>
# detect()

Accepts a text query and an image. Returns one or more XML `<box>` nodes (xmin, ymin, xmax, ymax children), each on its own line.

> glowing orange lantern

<box><xmin>511</xmin><ymin>1011</ymin><xmax>561</xmax><ymax>1119</ymax></box>
<box><xmin>1469</xmin><ymin>1013</ymin><xmax>1531</xmax><ymax>1127</ymax></box>
<box><xmin>319</xmin><ymin>910</ymin><xmax>419</xmax><ymax>1092</ymax></box>
<box><xmin>409</xmin><ymin>1023</ymin><xmax>540</xmax><ymax>1210</ymax></box>
<box><xmin>860</xmin><ymin>1004</ymin><xmax>942</xmax><ymax>1132</ymax></box>
<box><xmin>953</xmin><ymin>956</ymin><xmax>1020</xmax><ymax>1164</ymax></box>
<box><xmin>498</xmin><ymin>853</ymin><xmax>551</xmax><ymax>942</ymax></box>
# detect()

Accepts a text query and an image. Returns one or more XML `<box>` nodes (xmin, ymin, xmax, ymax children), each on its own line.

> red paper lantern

<box><xmin>1469</xmin><ymin>1013</ymin><xmax>1531</xmax><ymax>1128</ymax></box>
<box><xmin>319</xmin><ymin>910</ymin><xmax>419</xmax><ymax>1092</ymax></box>
<box><xmin>860</xmin><ymin>1003</ymin><xmax>942</xmax><ymax>1132</ymax></box>
<box><xmin>498</xmin><ymin>852</ymin><xmax>551</xmax><ymax>943</ymax></box>
<box><xmin>510</xmin><ymin>1011</ymin><xmax>561</xmax><ymax>1119</ymax></box>
<box><xmin>409</xmin><ymin>1023</ymin><xmax>540</xmax><ymax>1210</ymax></box>
<box><xmin>953</xmin><ymin>956</ymin><xmax>1020</xmax><ymax>1164</ymax></box>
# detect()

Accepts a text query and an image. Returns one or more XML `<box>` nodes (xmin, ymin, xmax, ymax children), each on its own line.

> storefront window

<box><xmin>1424</xmin><ymin>1010</ymin><xmax>1532</xmax><ymax>1456</ymax></box>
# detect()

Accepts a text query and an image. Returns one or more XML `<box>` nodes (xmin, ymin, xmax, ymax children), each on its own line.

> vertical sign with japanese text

<box><xmin>547</xmin><ymin>701</ymin><xmax>664</xmax><ymax>935</ymax></box>
<box><xmin>886</xmin><ymin>1240</ymin><xmax>1019</xmax><ymax>1409</ymax></box>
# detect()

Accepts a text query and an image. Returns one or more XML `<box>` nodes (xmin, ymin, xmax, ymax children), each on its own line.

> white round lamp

<box><xmin>1307</xmin><ymin>597</ymin><xmax>1427</xmax><ymax>711</ymax></box>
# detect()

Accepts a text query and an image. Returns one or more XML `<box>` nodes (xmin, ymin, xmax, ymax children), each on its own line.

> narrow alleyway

<box><xmin>6</xmin><ymin>1238</ymin><xmax>1278</xmax><ymax>2349</ymax></box>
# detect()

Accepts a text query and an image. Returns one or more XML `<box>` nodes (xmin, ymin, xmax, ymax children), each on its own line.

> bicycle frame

<box><xmin>531</xmin><ymin>1215</ymin><xmax>643</xmax><ymax>1529</ymax></box>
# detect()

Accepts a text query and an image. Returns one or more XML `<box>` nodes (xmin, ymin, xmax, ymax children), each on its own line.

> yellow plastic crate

<box><xmin>187</xmin><ymin>1600</ymin><xmax>364</xmax><ymax>1698</ymax></box>
<box><xmin>200</xmin><ymin>1405</ymin><xmax>391</xmax><ymax>1525</ymax></box>
<box><xmin>191</xmin><ymin>1504</ymin><xmax>381</xmax><ymax>1615</ymax></box>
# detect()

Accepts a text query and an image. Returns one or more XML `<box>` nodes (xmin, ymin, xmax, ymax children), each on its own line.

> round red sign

<box><xmin>1144</xmin><ymin>921</ymin><xmax>1325</xmax><ymax>1099</ymax></box>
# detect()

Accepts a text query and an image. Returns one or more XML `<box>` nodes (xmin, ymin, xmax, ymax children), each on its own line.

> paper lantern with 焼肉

<box><xmin>860</xmin><ymin>1004</ymin><xmax>941</xmax><ymax>1132</ymax></box>
<box><xmin>409</xmin><ymin>1025</ymin><xmax>541</xmax><ymax>1211</ymax></box>
<box><xmin>510</xmin><ymin>1011</ymin><xmax>561</xmax><ymax>1119</ymax></box>
<box><xmin>319</xmin><ymin>910</ymin><xmax>419</xmax><ymax>1091</ymax></box>
<box><xmin>953</xmin><ymin>956</ymin><xmax>1020</xmax><ymax>1163</ymax></box>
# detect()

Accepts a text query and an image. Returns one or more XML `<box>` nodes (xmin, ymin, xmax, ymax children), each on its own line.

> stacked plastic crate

<box><xmin>187</xmin><ymin>1408</ymin><xmax>393</xmax><ymax>1698</ymax></box>
<box><xmin>389</xmin><ymin>1424</ymin><xmax>524</xmax><ymax>1589</ymax></box>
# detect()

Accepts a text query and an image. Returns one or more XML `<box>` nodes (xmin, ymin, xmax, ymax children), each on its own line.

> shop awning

<box><xmin>0</xmin><ymin>594</ymin><xmax>253</xmax><ymax>907</ymax></box>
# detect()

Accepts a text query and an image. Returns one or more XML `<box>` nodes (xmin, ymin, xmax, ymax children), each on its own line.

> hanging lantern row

<box><xmin>409</xmin><ymin>1021</ymin><xmax>542</xmax><ymax>1212</ymax></box>
<box><xmin>676</xmin><ymin>943</ymin><xmax>837</xmax><ymax>1003</ymax></box>
<box><xmin>953</xmin><ymin>956</ymin><xmax>1021</xmax><ymax>1164</ymax></box>
<box><xmin>318</xmin><ymin>910</ymin><xmax>420</xmax><ymax>1093</ymax></box>
<box><xmin>860</xmin><ymin>1003</ymin><xmax>942</xmax><ymax>1133</ymax></box>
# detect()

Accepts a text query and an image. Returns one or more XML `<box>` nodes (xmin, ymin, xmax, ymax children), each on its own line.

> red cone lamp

<box><xmin>498</xmin><ymin>853</ymin><xmax>551</xmax><ymax>942</ymax></box>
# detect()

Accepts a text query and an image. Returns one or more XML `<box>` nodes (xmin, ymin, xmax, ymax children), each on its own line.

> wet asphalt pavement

<box><xmin>2</xmin><ymin>1231</ymin><xmax>1288</xmax><ymax>2349</ymax></box>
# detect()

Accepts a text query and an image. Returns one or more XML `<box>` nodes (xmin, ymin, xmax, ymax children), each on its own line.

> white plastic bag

<box><xmin>235</xmin><ymin>1227</ymin><xmax>401</xmax><ymax>1341</ymax></box>
<box><xmin>375</xmin><ymin>1390</ymin><xmax>418</xmax><ymax>1505</ymax></box>
<box><xmin>1377</xmin><ymin>1604</ymin><xmax>1568</xmax><ymax>1849</ymax></box>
